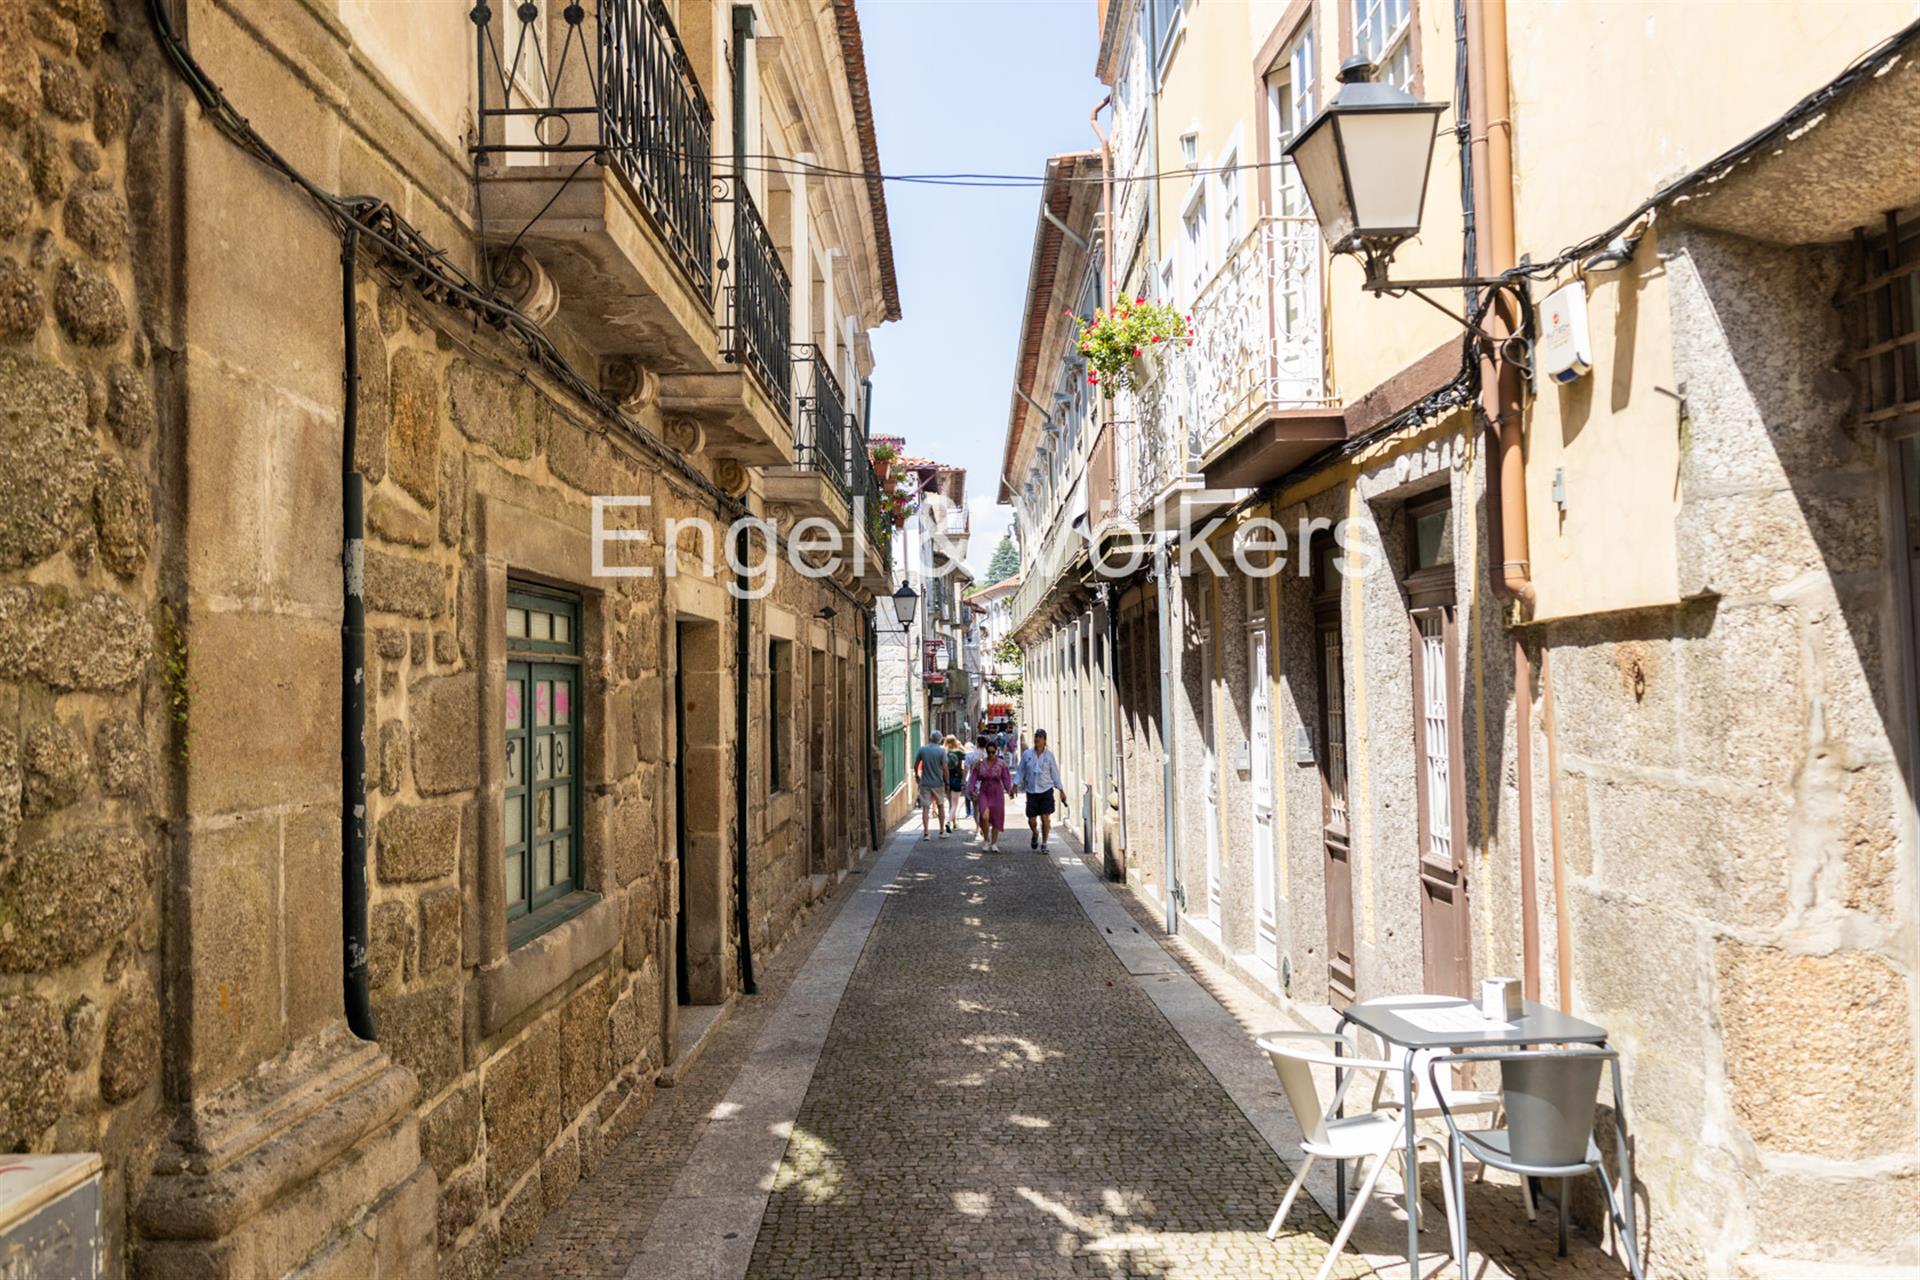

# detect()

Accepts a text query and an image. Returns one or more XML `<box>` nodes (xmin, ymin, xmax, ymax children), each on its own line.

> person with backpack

<box><xmin>942</xmin><ymin>734</ymin><xmax>967</xmax><ymax>834</ymax></box>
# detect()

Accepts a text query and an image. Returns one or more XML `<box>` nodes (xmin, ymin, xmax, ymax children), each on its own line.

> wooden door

<box><xmin>1312</xmin><ymin>541</ymin><xmax>1355</xmax><ymax>1000</ymax></box>
<box><xmin>1407</xmin><ymin>494</ymin><xmax>1472</xmax><ymax>997</ymax></box>
<box><xmin>1199</xmin><ymin>590</ymin><xmax>1222</xmax><ymax>927</ymax></box>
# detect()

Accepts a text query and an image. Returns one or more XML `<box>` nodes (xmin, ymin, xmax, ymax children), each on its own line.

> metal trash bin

<box><xmin>1</xmin><ymin>1153</ymin><xmax>104</xmax><ymax>1279</ymax></box>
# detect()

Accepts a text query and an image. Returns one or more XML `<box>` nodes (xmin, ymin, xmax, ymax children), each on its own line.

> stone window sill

<box><xmin>475</xmin><ymin>892</ymin><xmax>618</xmax><ymax>1037</ymax></box>
<box><xmin>507</xmin><ymin>890</ymin><xmax>599</xmax><ymax>952</ymax></box>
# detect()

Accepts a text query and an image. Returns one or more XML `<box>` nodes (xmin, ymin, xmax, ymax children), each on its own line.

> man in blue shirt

<box><xmin>914</xmin><ymin>730</ymin><xmax>951</xmax><ymax>841</ymax></box>
<box><xmin>1016</xmin><ymin>729</ymin><xmax>1064</xmax><ymax>852</ymax></box>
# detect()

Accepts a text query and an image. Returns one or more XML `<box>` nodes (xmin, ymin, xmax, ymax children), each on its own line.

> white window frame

<box><xmin>1150</xmin><ymin>0</ymin><xmax>1186</xmax><ymax>81</ymax></box>
<box><xmin>1180</xmin><ymin>182</ymin><xmax>1211</xmax><ymax>304</ymax></box>
<box><xmin>1217</xmin><ymin>144</ymin><xmax>1244</xmax><ymax>249</ymax></box>
<box><xmin>1353</xmin><ymin>0</ymin><xmax>1413</xmax><ymax>90</ymax></box>
<box><xmin>1266</xmin><ymin>26</ymin><xmax>1317</xmax><ymax>217</ymax></box>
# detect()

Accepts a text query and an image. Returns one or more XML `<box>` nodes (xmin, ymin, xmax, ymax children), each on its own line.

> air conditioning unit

<box><xmin>1</xmin><ymin>1154</ymin><xmax>103</xmax><ymax>1278</ymax></box>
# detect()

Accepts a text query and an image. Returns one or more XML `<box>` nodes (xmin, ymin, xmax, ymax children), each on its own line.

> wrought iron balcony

<box><xmin>718</xmin><ymin>176</ymin><xmax>793</xmax><ymax>410</ymax></box>
<box><xmin>1116</xmin><ymin>216</ymin><xmax>1331</xmax><ymax>520</ymax></box>
<box><xmin>472</xmin><ymin>0</ymin><xmax>715</xmax><ymax>302</ymax></box>
<box><xmin>792</xmin><ymin>345</ymin><xmax>850</xmax><ymax>495</ymax></box>
<box><xmin>848</xmin><ymin>435</ymin><xmax>891</xmax><ymax>564</ymax></box>
<box><xmin>1183</xmin><ymin>215</ymin><xmax>1330</xmax><ymax>459</ymax></box>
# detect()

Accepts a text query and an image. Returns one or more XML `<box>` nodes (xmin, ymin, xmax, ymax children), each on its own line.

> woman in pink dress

<box><xmin>967</xmin><ymin>739</ymin><xmax>1017</xmax><ymax>852</ymax></box>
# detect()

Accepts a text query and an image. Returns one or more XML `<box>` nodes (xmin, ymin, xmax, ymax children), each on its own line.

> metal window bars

<box><xmin>1853</xmin><ymin>209</ymin><xmax>1920</xmax><ymax>424</ymax></box>
<box><xmin>471</xmin><ymin>0</ymin><xmax>715</xmax><ymax>302</ymax></box>
<box><xmin>717</xmin><ymin>175</ymin><xmax>793</xmax><ymax>410</ymax></box>
<box><xmin>792</xmin><ymin>344</ymin><xmax>850</xmax><ymax>495</ymax></box>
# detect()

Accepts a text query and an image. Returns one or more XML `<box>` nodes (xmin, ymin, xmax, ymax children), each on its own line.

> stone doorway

<box><xmin>674</xmin><ymin>619</ymin><xmax>729</xmax><ymax>1006</ymax></box>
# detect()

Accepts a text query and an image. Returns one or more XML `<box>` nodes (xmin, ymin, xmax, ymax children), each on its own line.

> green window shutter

<box><xmin>505</xmin><ymin>586</ymin><xmax>585</xmax><ymax>940</ymax></box>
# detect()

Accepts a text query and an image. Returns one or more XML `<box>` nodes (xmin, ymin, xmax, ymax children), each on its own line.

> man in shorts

<box><xmin>1017</xmin><ymin>729</ymin><xmax>1064</xmax><ymax>851</ymax></box>
<box><xmin>914</xmin><ymin>730</ymin><xmax>950</xmax><ymax>840</ymax></box>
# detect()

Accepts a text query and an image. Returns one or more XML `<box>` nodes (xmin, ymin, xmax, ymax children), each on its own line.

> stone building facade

<box><xmin>0</xmin><ymin>0</ymin><xmax>898</xmax><ymax>1275</ymax></box>
<box><xmin>1008</xmin><ymin>0</ymin><xmax>1920</xmax><ymax>1274</ymax></box>
<box><xmin>0</xmin><ymin>0</ymin><xmax>167</xmax><ymax>1269</ymax></box>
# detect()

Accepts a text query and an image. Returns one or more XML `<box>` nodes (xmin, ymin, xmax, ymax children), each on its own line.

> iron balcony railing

<box><xmin>848</xmin><ymin>430</ymin><xmax>890</xmax><ymax>563</ymax></box>
<box><xmin>792</xmin><ymin>345</ymin><xmax>850</xmax><ymax>494</ymax></box>
<box><xmin>1182</xmin><ymin>215</ymin><xmax>1329</xmax><ymax>459</ymax></box>
<box><xmin>718</xmin><ymin>176</ymin><xmax>793</xmax><ymax>409</ymax></box>
<box><xmin>472</xmin><ymin>0</ymin><xmax>715</xmax><ymax>301</ymax></box>
<box><xmin>1115</xmin><ymin>216</ymin><xmax>1329</xmax><ymax>519</ymax></box>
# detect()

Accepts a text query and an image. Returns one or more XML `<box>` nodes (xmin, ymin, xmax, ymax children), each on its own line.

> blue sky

<box><xmin>860</xmin><ymin>0</ymin><xmax>1102</xmax><ymax>576</ymax></box>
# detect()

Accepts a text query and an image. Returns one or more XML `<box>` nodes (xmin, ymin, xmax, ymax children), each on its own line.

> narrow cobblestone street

<box><xmin>510</xmin><ymin>814</ymin><xmax>1371</xmax><ymax>1280</ymax></box>
<box><xmin>748</xmin><ymin>826</ymin><xmax>1363</xmax><ymax>1280</ymax></box>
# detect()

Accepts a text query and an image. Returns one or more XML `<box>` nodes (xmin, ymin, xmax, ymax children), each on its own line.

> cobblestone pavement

<box><xmin>503</xmin><ymin>867</ymin><xmax>865</xmax><ymax>1280</ymax></box>
<box><xmin>747</xmin><ymin>826</ymin><xmax>1372</xmax><ymax>1280</ymax></box>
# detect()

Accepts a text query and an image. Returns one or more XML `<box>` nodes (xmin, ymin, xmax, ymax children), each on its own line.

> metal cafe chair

<box><xmin>1348</xmin><ymin>994</ymin><xmax>1530</xmax><ymax>1221</ymax></box>
<box><xmin>1256</xmin><ymin>1031</ymin><xmax>1456</xmax><ymax>1280</ymax></box>
<box><xmin>1427</xmin><ymin>1045</ymin><xmax>1645</xmax><ymax>1280</ymax></box>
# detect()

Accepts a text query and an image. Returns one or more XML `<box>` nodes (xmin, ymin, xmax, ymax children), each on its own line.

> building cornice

<box><xmin>829</xmin><ymin>0</ymin><xmax>903</xmax><ymax>322</ymax></box>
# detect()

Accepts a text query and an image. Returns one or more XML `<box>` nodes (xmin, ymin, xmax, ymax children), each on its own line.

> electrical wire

<box><xmin>146</xmin><ymin>0</ymin><xmax>884</xmax><ymax>612</ymax></box>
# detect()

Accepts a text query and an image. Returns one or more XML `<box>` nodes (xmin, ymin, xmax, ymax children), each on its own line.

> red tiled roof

<box><xmin>830</xmin><ymin>0</ymin><xmax>902</xmax><ymax>323</ymax></box>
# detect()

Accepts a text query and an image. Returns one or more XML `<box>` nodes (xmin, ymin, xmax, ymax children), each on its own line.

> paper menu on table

<box><xmin>1397</xmin><ymin>1005</ymin><xmax>1516</xmax><ymax>1035</ymax></box>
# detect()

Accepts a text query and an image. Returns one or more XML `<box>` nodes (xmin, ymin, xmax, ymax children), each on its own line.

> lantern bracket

<box><xmin>1361</xmin><ymin>264</ymin><xmax>1534</xmax><ymax>371</ymax></box>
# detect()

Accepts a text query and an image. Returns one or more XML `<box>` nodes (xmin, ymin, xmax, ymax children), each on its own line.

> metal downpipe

<box><xmin>1468</xmin><ymin>0</ymin><xmax>1547</xmax><ymax>1002</ymax></box>
<box><xmin>734</xmin><ymin>525</ymin><xmax>757</xmax><ymax>996</ymax></box>
<box><xmin>340</xmin><ymin>226</ymin><xmax>375</xmax><ymax>1041</ymax></box>
<box><xmin>1153</xmin><ymin>543</ymin><xmax>1178</xmax><ymax>935</ymax></box>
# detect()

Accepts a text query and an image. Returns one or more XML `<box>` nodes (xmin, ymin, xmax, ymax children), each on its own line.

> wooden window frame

<box><xmin>505</xmin><ymin>582</ymin><xmax>588</xmax><ymax>948</ymax></box>
<box><xmin>769</xmin><ymin>637</ymin><xmax>792</xmax><ymax>794</ymax></box>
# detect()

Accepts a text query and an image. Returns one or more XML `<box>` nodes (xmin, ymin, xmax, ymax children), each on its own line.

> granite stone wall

<box><xmin>0</xmin><ymin>1</ymin><xmax>167</xmax><ymax>1271</ymax></box>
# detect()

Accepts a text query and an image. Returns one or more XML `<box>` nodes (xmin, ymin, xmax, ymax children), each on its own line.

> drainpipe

<box><xmin>1153</xmin><ymin>542</ymin><xmax>1179</xmax><ymax>935</ymax></box>
<box><xmin>734</xmin><ymin>525</ymin><xmax>757</xmax><ymax>996</ymax></box>
<box><xmin>860</xmin><ymin>376</ymin><xmax>881</xmax><ymax>852</ymax></box>
<box><xmin>1468</xmin><ymin>0</ymin><xmax>1546</xmax><ymax>1003</ymax></box>
<box><xmin>340</xmin><ymin>226</ymin><xmax>375</xmax><ymax>1041</ymax></box>
<box><xmin>1480</xmin><ymin>6</ymin><xmax>1530</xmax><ymax>611</ymax></box>
<box><xmin>1086</xmin><ymin>98</ymin><xmax>1129</xmax><ymax>882</ymax></box>
<box><xmin>731</xmin><ymin>5</ymin><xmax>753</xmax><ymax>175</ymax></box>
<box><xmin>730</xmin><ymin>4</ymin><xmax>758</xmax><ymax>997</ymax></box>
<box><xmin>866</xmin><ymin>609</ymin><xmax>881</xmax><ymax>852</ymax></box>
<box><xmin>1090</xmin><ymin>95</ymin><xmax>1114</xmax><ymax>302</ymax></box>
<box><xmin>1042</xmin><ymin>205</ymin><xmax>1090</xmax><ymax>255</ymax></box>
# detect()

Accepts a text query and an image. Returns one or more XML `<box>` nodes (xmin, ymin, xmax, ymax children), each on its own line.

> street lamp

<box><xmin>1285</xmin><ymin>56</ymin><xmax>1447</xmax><ymax>288</ymax></box>
<box><xmin>887</xmin><ymin>582</ymin><xmax>919</xmax><ymax>634</ymax></box>
<box><xmin>1285</xmin><ymin>56</ymin><xmax>1528</xmax><ymax>344</ymax></box>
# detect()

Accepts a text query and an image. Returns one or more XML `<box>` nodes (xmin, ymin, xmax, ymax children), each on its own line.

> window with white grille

<box><xmin>1417</xmin><ymin>612</ymin><xmax>1451</xmax><ymax>864</ymax></box>
<box><xmin>1353</xmin><ymin>0</ymin><xmax>1412</xmax><ymax>90</ymax></box>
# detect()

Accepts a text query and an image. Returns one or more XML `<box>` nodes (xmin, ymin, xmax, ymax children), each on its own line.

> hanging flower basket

<box><xmin>870</xmin><ymin>443</ymin><xmax>896</xmax><ymax>484</ymax></box>
<box><xmin>1071</xmin><ymin>297</ymin><xmax>1193</xmax><ymax>397</ymax></box>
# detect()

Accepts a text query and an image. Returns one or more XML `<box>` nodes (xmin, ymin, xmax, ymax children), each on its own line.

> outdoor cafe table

<box><xmin>1334</xmin><ymin>996</ymin><xmax>1611</xmax><ymax>1273</ymax></box>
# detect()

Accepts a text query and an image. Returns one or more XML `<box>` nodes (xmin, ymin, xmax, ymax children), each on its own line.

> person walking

<box><xmin>967</xmin><ymin>738</ymin><xmax>1016</xmax><ymax>852</ymax></box>
<box><xmin>1017</xmin><ymin>730</ymin><xmax>1065</xmax><ymax>852</ymax></box>
<box><xmin>961</xmin><ymin>735</ymin><xmax>986</xmax><ymax>823</ymax></box>
<box><xmin>914</xmin><ymin>730</ymin><xmax>949</xmax><ymax>841</ymax></box>
<box><xmin>943</xmin><ymin>735</ymin><xmax>967</xmax><ymax>833</ymax></box>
